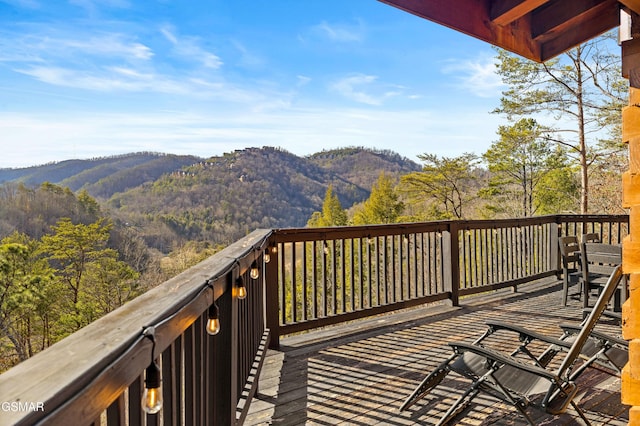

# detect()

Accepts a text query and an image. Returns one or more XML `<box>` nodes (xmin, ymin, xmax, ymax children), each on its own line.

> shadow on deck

<box><xmin>247</xmin><ymin>278</ymin><xmax>628</xmax><ymax>425</ymax></box>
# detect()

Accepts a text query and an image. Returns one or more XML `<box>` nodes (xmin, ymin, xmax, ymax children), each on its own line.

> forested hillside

<box><xmin>0</xmin><ymin>152</ymin><xmax>200</xmax><ymax>198</ymax></box>
<box><xmin>107</xmin><ymin>147</ymin><xmax>418</xmax><ymax>249</ymax></box>
<box><xmin>0</xmin><ymin>147</ymin><xmax>420</xmax><ymax>252</ymax></box>
<box><xmin>308</xmin><ymin>147</ymin><xmax>420</xmax><ymax>190</ymax></box>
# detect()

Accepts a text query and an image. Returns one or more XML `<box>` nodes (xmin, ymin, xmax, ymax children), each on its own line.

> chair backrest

<box><xmin>556</xmin><ymin>264</ymin><xmax>623</xmax><ymax>379</ymax></box>
<box><xmin>558</xmin><ymin>236</ymin><xmax>580</xmax><ymax>264</ymax></box>
<box><xmin>582</xmin><ymin>233</ymin><xmax>601</xmax><ymax>244</ymax></box>
<box><xmin>580</xmin><ymin>242</ymin><xmax>621</xmax><ymax>275</ymax></box>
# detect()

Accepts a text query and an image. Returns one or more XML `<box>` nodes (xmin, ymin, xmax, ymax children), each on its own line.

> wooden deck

<box><xmin>246</xmin><ymin>278</ymin><xmax>628</xmax><ymax>425</ymax></box>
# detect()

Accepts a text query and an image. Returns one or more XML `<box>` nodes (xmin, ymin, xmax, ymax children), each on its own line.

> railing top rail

<box><xmin>0</xmin><ymin>229</ymin><xmax>272</xmax><ymax>426</ymax></box>
<box><xmin>556</xmin><ymin>214</ymin><xmax>629</xmax><ymax>222</ymax></box>
<box><xmin>272</xmin><ymin>221</ymin><xmax>450</xmax><ymax>241</ymax></box>
<box><xmin>272</xmin><ymin>215</ymin><xmax>629</xmax><ymax>242</ymax></box>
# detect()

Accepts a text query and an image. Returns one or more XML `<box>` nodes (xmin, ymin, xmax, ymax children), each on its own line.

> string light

<box><xmin>141</xmin><ymin>327</ymin><xmax>163</xmax><ymax>414</ymax></box>
<box><xmin>265</xmin><ymin>243</ymin><xmax>277</xmax><ymax>263</ymax></box>
<box><xmin>236</xmin><ymin>276</ymin><xmax>247</xmax><ymax>299</ymax></box>
<box><xmin>250</xmin><ymin>260</ymin><xmax>260</xmax><ymax>280</ymax></box>
<box><xmin>206</xmin><ymin>301</ymin><xmax>220</xmax><ymax>335</ymax></box>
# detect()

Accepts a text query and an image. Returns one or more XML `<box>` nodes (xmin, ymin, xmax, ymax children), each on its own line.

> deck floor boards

<box><xmin>246</xmin><ymin>279</ymin><xmax>629</xmax><ymax>425</ymax></box>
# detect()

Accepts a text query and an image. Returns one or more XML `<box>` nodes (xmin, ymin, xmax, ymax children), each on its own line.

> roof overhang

<box><xmin>379</xmin><ymin>0</ymin><xmax>640</xmax><ymax>62</ymax></box>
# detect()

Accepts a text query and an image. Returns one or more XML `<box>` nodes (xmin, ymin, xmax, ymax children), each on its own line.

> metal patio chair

<box><xmin>580</xmin><ymin>241</ymin><xmax>624</xmax><ymax>310</ymax></box>
<box><xmin>558</xmin><ymin>235</ymin><xmax>581</xmax><ymax>306</ymax></box>
<box><xmin>400</xmin><ymin>265</ymin><xmax>624</xmax><ymax>426</ymax></box>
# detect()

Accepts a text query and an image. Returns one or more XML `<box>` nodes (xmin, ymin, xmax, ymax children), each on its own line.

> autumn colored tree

<box><xmin>400</xmin><ymin>153</ymin><xmax>479</xmax><ymax>219</ymax></box>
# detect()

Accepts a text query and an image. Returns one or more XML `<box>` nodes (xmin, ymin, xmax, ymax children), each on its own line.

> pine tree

<box><xmin>307</xmin><ymin>185</ymin><xmax>347</xmax><ymax>227</ymax></box>
<box><xmin>352</xmin><ymin>173</ymin><xmax>404</xmax><ymax>225</ymax></box>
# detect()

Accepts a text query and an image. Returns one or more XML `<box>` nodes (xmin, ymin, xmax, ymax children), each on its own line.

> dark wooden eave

<box><xmin>379</xmin><ymin>0</ymin><xmax>640</xmax><ymax>62</ymax></box>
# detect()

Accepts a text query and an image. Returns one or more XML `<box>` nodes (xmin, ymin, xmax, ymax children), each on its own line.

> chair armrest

<box><xmin>582</xmin><ymin>308</ymin><xmax>621</xmax><ymax>323</ymax></box>
<box><xmin>559</xmin><ymin>323</ymin><xmax>628</xmax><ymax>347</ymax></box>
<box><xmin>485</xmin><ymin>320</ymin><xmax>571</xmax><ymax>348</ymax></box>
<box><xmin>448</xmin><ymin>341</ymin><xmax>558</xmax><ymax>380</ymax></box>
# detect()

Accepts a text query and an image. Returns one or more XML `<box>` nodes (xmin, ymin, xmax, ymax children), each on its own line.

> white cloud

<box><xmin>296</xmin><ymin>75</ymin><xmax>311</xmax><ymax>87</ymax></box>
<box><xmin>17</xmin><ymin>65</ymin><xmax>176</xmax><ymax>92</ymax></box>
<box><xmin>160</xmin><ymin>25</ymin><xmax>222</xmax><ymax>69</ymax></box>
<box><xmin>160</xmin><ymin>26</ymin><xmax>178</xmax><ymax>45</ymax></box>
<box><xmin>310</xmin><ymin>20</ymin><xmax>365</xmax><ymax>43</ymax></box>
<box><xmin>0</xmin><ymin>31</ymin><xmax>153</xmax><ymax>63</ymax></box>
<box><xmin>0</xmin><ymin>104</ymin><xmax>504</xmax><ymax>168</ymax></box>
<box><xmin>441</xmin><ymin>54</ymin><xmax>504</xmax><ymax>98</ymax></box>
<box><xmin>69</xmin><ymin>0</ymin><xmax>130</xmax><ymax>13</ymax></box>
<box><xmin>230</xmin><ymin>39</ymin><xmax>264</xmax><ymax>69</ymax></box>
<box><xmin>329</xmin><ymin>74</ymin><xmax>406</xmax><ymax>106</ymax></box>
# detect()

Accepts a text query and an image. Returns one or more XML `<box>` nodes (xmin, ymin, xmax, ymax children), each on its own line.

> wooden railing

<box><xmin>0</xmin><ymin>229</ymin><xmax>271</xmax><ymax>426</ymax></box>
<box><xmin>557</xmin><ymin>214</ymin><xmax>629</xmax><ymax>244</ymax></box>
<box><xmin>0</xmin><ymin>215</ymin><xmax>629</xmax><ymax>425</ymax></box>
<box><xmin>265</xmin><ymin>215</ymin><xmax>629</xmax><ymax>347</ymax></box>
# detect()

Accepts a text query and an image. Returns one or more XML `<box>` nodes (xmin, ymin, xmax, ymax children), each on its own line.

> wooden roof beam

<box><xmin>532</xmin><ymin>0</ymin><xmax>618</xmax><ymax>41</ymax></box>
<box><xmin>540</xmin><ymin>3</ymin><xmax>619</xmax><ymax>60</ymax></box>
<box><xmin>620</xmin><ymin>0</ymin><xmax>640</xmax><ymax>15</ymax></box>
<box><xmin>490</xmin><ymin>0</ymin><xmax>550</xmax><ymax>26</ymax></box>
<box><xmin>378</xmin><ymin>0</ymin><xmax>541</xmax><ymax>61</ymax></box>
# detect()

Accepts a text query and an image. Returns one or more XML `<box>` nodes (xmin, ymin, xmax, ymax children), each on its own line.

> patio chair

<box><xmin>580</xmin><ymin>242</ymin><xmax>624</xmax><ymax>310</ymax></box>
<box><xmin>511</xmin><ymin>309</ymin><xmax>627</xmax><ymax>376</ymax></box>
<box><xmin>558</xmin><ymin>323</ymin><xmax>627</xmax><ymax>375</ymax></box>
<box><xmin>400</xmin><ymin>265</ymin><xmax>624</xmax><ymax>426</ymax></box>
<box><xmin>556</xmin><ymin>308</ymin><xmax>627</xmax><ymax>374</ymax></box>
<box><xmin>582</xmin><ymin>233</ymin><xmax>601</xmax><ymax>244</ymax></box>
<box><xmin>481</xmin><ymin>308</ymin><xmax>626</xmax><ymax>376</ymax></box>
<box><xmin>558</xmin><ymin>236</ymin><xmax>581</xmax><ymax>306</ymax></box>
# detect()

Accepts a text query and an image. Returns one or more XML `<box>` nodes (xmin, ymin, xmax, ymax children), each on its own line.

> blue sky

<box><xmin>0</xmin><ymin>0</ymin><xmax>507</xmax><ymax>168</ymax></box>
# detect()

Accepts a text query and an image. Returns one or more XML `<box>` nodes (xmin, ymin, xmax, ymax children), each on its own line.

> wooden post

<box><xmin>442</xmin><ymin>221</ymin><xmax>460</xmax><ymax>306</ymax></box>
<box><xmin>265</xmin><ymin>242</ymin><xmax>280</xmax><ymax>349</ymax></box>
<box><xmin>211</xmin><ymin>273</ymin><xmax>238</xmax><ymax>425</ymax></box>
<box><xmin>549</xmin><ymin>220</ymin><xmax>560</xmax><ymax>279</ymax></box>
<box><xmin>621</xmin><ymin>12</ymin><xmax>640</xmax><ymax>422</ymax></box>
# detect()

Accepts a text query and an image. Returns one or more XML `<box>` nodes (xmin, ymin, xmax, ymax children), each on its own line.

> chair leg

<box><xmin>435</xmin><ymin>387</ymin><xmax>480</xmax><ymax>426</ymax></box>
<box><xmin>400</xmin><ymin>357</ymin><xmax>454</xmax><ymax>411</ymax></box>
<box><xmin>562</xmin><ymin>275</ymin><xmax>569</xmax><ymax>306</ymax></box>
<box><xmin>569</xmin><ymin>400</ymin><xmax>592</xmax><ymax>426</ymax></box>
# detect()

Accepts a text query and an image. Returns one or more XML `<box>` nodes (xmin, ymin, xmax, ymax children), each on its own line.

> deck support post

<box><xmin>212</xmin><ymin>272</ymin><xmax>239</xmax><ymax>425</ymax></box>
<box><xmin>621</xmin><ymin>9</ymin><xmax>640</xmax><ymax>422</ymax></box>
<box><xmin>443</xmin><ymin>221</ymin><xmax>460</xmax><ymax>306</ymax></box>
<box><xmin>265</xmin><ymin>240</ymin><xmax>280</xmax><ymax>350</ymax></box>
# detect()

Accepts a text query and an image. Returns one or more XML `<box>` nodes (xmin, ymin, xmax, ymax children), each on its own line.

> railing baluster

<box><xmin>322</xmin><ymin>239</ymin><xmax>327</xmax><ymax>317</ymax></box>
<box><xmin>312</xmin><ymin>240</ymin><xmax>317</xmax><ymax>319</ymax></box>
<box><xmin>129</xmin><ymin>375</ymin><xmax>143</xmax><ymax>426</ymax></box>
<box><xmin>184</xmin><ymin>322</ymin><xmax>195</xmax><ymax>426</ymax></box>
<box><xmin>161</xmin><ymin>341</ymin><xmax>176</xmax><ymax>425</ymax></box>
<box><xmin>291</xmin><ymin>242</ymin><xmax>297</xmax><ymax>322</ymax></box>
<box><xmin>277</xmin><ymin>243</ymin><xmax>288</xmax><ymax>324</ymax></box>
<box><xmin>341</xmin><ymin>239</ymin><xmax>346</xmax><ymax>313</ymax></box>
<box><xmin>106</xmin><ymin>392</ymin><xmax>125</xmax><ymax>426</ymax></box>
<box><xmin>302</xmin><ymin>241</ymin><xmax>308</xmax><ymax>321</ymax></box>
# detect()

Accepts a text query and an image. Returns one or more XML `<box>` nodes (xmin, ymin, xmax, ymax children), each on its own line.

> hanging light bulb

<box><xmin>206</xmin><ymin>301</ymin><xmax>220</xmax><ymax>335</ymax></box>
<box><xmin>142</xmin><ymin>361</ymin><xmax>163</xmax><ymax>414</ymax></box>
<box><xmin>263</xmin><ymin>249</ymin><xmax>271</xmax><ymax>264</ymax></box>
<box><xmin>236</xmin><ymin>276</ymin><xmax>247</xmax><ymax>299</ymax></box>
<box><xmin>250</xmin><ymin>260</ymin><xmax>260</xmax><ymax>279</ymax></box>
<box><xmin>141</xmin><ymin>326</ymin><xmax>162</xmax><ymax>414</ymax></box>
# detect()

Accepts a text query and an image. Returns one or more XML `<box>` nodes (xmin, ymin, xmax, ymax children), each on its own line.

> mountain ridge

<box><xmin>0</xmin><ymin>147</ymin><xmax>421</xmax><ymax>250</ymax></box>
